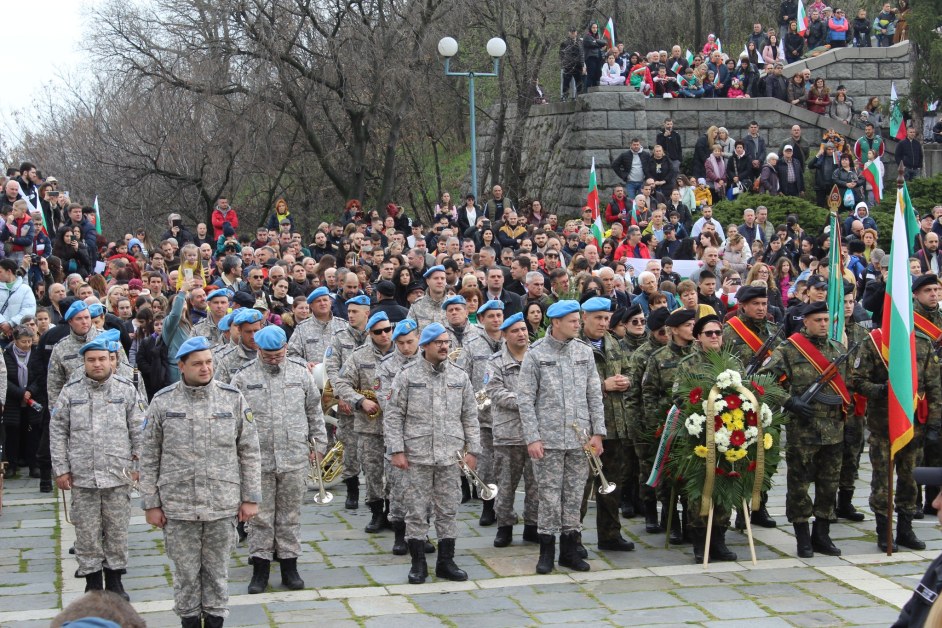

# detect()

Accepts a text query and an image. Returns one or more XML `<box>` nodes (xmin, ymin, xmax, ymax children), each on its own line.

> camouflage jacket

<box><xmin>47</xmin><ymin>328</ymin><xmax>100</xmax><ymax>407</ymax></box>
<box><xmin>463</xmin><ymin>330</ymin><xmax>502</xmax><ymax>429</ymax></box>
<box><xmin>376</xmin><ymin>349</ymin><xmax>420</xmax><ymax>414</ymax></box>
<box><xmin>625</xmin><ymin>337</ymin><xmax>668</xmax><ymax>438</ymax></box>
<box><xmin>334</xmin><ymin>340</ymin><xmax>394</xmax><ymax>434</ymax></box>
<box><xmin>406</xmin><ymin>294</ymin><xmax>446</xmax><ymax>331</ymax></box>
<box><xmin>722</xmin><ymin>315</ymin><xmax>779</xmax><ymax>369</ymax></box>
<box><xmin>192</xmin><ymin>314</ymin><xmax>224</xmax><ymax>346</ymax></box>
<box><xmin>486</xmin><ymin>345</ymin><xmax>526</xmax><ymax>447</ymax></box>
<box><xmin>213</xmin><ymin>342</ymin><xmax>257</xmax><ymax>384</ymax></box>
<box><xmin>581</xmin><ymin>331</ymin><xmax>632</xmax><ymax>441</ymax></box>
<box><xmin>641</xmin><ymin>342</ymin><xmax>694</xmax><ymax>435</ymax></box>
<box><xmin>286</xmin><ymin>315</ymin><xmax>351</xmax><ymax>365</ymax></box>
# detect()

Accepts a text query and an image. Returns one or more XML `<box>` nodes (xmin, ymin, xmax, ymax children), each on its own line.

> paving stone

<box><xmin>509</xmin><ymin>591</ymin><xmax>598</xmax><ymax>612</ymax></box>
<box><xmin>411</xmin><ymin>591</ymin><xmax>519</xmax><ymax>615</ymax></box>
<box><xmin>703</xmin><ymin>618</ymin><xmax>792</xmax><ymax>628</ymax></box>
<box><xmin>760</xmin><ymin>595</ymin><xmax>833</xmax><ymax>613</ymax></box>
<box><xmin>782</xmin><ymin>611</ymin><xmax>845</xmax><ymax>627</ymax></box>
<box><xmin>224</xmin><ymin>604</ymin><xmax>271</xmax><ymax>627</ymax></box>
<box><xmin>0</xmin><ymin>593</ymin><xmax>60</xmax><ymax>612</ymax></box>
<box><xmin>363</xmin><ymin>615</ymin><xmax>448</xmax><ymax>628</ymax></box>
<box><xmin>830</xmin><ymin>605</ymin><xmax>904</xmax><ymax>624</ymax></box>
<box><xmin>609</xmin><ymin>606</ymin><xmax>706</xmax><ymax>624</ymax></box>
<box><xmin>600</xmin><ymin>590</ymin><xmax>683</xmax><ymax>611</ymax></box>
<box><xmin>448</xmin><ymin>611</ymin><xmax>535</xmax><ymax>627</ymax></box>
<box><xmin>531</xmin><ymin>607</ymin><xmax>613</xmax><ymax>624</ymax></box>
<box><xmin>699</xmin><ymin>599</ymin><xmax>769</xmax><ymax>619</ymax></box>
<box><xmin>348</xmin><ymin>595</ymin><xmax>417</xmax><ymax>616</ymax></box>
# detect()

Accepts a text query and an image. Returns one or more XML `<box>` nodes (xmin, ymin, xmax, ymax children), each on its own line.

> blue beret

<box><xmin>254</xmin><ymin>325</ymin><xmax>287</xmax><ymax>350</ymax></box>
<box><xmin>547</xmin><ymin>300</ymin><xmax>580</xmax><ymax>319</ymax></box>
<box><xmin>206</xmin><ymin>288</ymin><xmax>232</xmax><ymax>302</ymax></box>
<box><xmin>87</xmin><ymin>303</ymin><xmax>104</xmax><ymax>318</ymax></box>
<box><xmin>175</xmin><ymin>336</ymin><xmax>213</xmax><ymax>361</ymax></box>
<box><xmin>419</xmin><ymin>322</ymin><xmax>448</xmax><ymax>346</ymax></box>
<box><xmin>392</xmin><ymin>318</ymin><xmax>418</xmax><ymax>341</ymax></box>
<box><xmin>423</xmin><ymin>265</ymin><xmax>445</xmax><ymax>278</ymax></box>
<box><xmin>477</xmin><ymin>299</ymin><xmax>505</xmax><ymax>315</ymax></box>
<box><xmin>500</xmin><ymin>312</ymin><xmax>525</xmax><ymax>331</ymax></box>
<box><xmin>441</xmin><ymin>295</ymin><xmax>467</xmax><ymax>310</ymax></box>
<box><xmin>63</xmin><ymin>301</ymin><xmax>88</xmax><ymax>321</ymax></box>
<box><xmin>98</xmin><ymin>329</ymin><xmax>120</xmax><ymax>344</ymax></box>
<box><xmin>218</xmin><ymin>312</ymin><xmax>234</xmax><ymax>332</ymax></box>
<box><xmin>78</xmin><ymin>337</ymin><xmax>110</xmax><ymax>356</ymax></box>
<box><xmin>106</xmin><ymin>341</ymin><xmax>122</xmax><ymax>353</ymax></box>
<box><xmin>307</xmin><ymin>286</ymin><xmax>330</xmax><ymax>303</ymax></box>
<box><xmin>581</xmin><ymin>297</ymin><xmax>612</xmax><ymax>313</ymax></box>
<box><xmin>345</xmin><ymin>295</ymin><xmax>370</xmax><ymax>307</ymax></box>
<box><xmin>366</xmin><ymin>311</ymin><xmax>389</xmax><ymax>331</ymax></box>
<box><xmin>233</xmin><ymin>308</ymin><xmax>264</xmax><ymax>325</ymax></box>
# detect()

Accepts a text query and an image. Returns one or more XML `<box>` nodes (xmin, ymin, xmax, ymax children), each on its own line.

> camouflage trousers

<box><xmin>494</xmin><ymin>445</ymin><xmax>538</xmax><ymax>528</ymax></box>
<box><xmin>478</xmin><ymin>426</ymin><xmax>498</xmax><ymax>486</ymax></box>
<box><xmin>579</xmin><ymin>438</ymin><xmax>628</xmax><ymax>541</ymax></box>
<box><xmin>532</xmin><ymin>448</ymin><xmax>590</xmax><ymax>536</ymax></box>
<box><xmin>402</xmin><ymin>463</ymin><xmax>461</xmax><ymax>541</ymax></box>
<box><xmin>785</xmin><ymin>443</ymin><xmax>842</xmax><ymax>523</ymax></box>
<box><xmin>386</xmin><ymin>459</ymin><xmax>405</xmax><ymax>523</ymax></box>
<box><xmin>357</xmin><ymin>433</ymin><xmax>386</xmax><ymax>503</ymax></box>
<box><xmin>687</xmin><ymin>498</ymin><xmax>731</xmax><ymax>529</ymax></box>
<box><xmin>71</xmin><ymin>485</ymin><xmax>131</xmax><ymax>576</ymax></box>
<box><xmin>840</xmin><ymin>414</ymin><xmax>866</xmax><ymax>490</ymax></box>
<box><xmin>164</xmin><ymin>517</ymin><xmax>235</xmax><ymax>619</ymax></box>
<box><xmin>337</xmin><ymin>412</ymin><xmax>360</xmax><ymax>480</ymax></box>
<box><xmin>249</xmin><ymin>469</ymin><xmax>306</xmax><ymax>561</ymax></box>
<box><xmin>869</xmin><ymin>429</ymin><xmax>923</xmax><ymax>515</ymax></box>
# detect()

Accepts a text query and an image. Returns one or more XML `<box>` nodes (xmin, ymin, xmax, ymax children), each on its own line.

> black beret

<box><xmin>609</xmin><ymin>307</ymin><xmax>630</xmax><ymax>328</ymax></box>
<box><xmin>665</xmin><ymin>308</ymin><xmax>696</xmax><ymax>327</ymax></box>
<box><xmin>807</xmin><ymin>275</ymin><xmax>828</xmax><ymax>290</ymax></box>
<box><xmin>625</xmin><ymin>303</ymin><xmax>644</xmax><ymax>321</ymax></box>
<box><xmin>842</xmin><ymin>280</ymin><xmax>856</xmax><ymax>296</ymax></box>
<box><xmin>693</xmin><ymin>314</ymin><xmax>723</xmax><ymax>336</ymax></box>
<box><xmin>406</xmin><ymin>281</ymin><xmax>425</xmax><ymax>294</ymax></box>
<box><xmin>375</xmin><ymin>280</ymin><xmax>395</xmax><ymax>297</ymax></box>
<box><xmin>647</xmin><ymin>307</ymin><xmax>671</xmax><ymax>331</ymax></box>
<box><xmin>232</xmin><ymin>291</ymin><xmax>255</xmax><ymax>308</ymax></box>
<box><xmin>736</xmin><ymin>285</ymin><xmax>767</xmax><ymax>303</ymax></box>
<box><xmin>802</xmin><ymin>301</ymin><xmax>829</xmax><ymax>317</ymax></box>
<box><xmin>913</xmin><ymin>274</ymin><xmax>939</xmax><ymax>294</ymax></box>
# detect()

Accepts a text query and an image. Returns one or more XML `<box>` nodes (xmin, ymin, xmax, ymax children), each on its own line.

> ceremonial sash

<box><xmin>787</xmin><ymin>333</ymin><xmax>852</xmax><ymax>405</ymax></box>
<box><xmin>914</xmin><ymin>312</ymin><xmax>942</xmax><ymax>343</ymax></box>
<box><xmin>728</xmin><ymin>316</ymin><xmax>765</xmax><ymax>355</ymax></box>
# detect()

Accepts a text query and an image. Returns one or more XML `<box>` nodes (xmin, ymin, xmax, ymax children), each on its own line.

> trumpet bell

<box><xmin>597</xmin><ymin>481</ymin><xmax>617</xmax><ymax>495</ymax></box>
<box><xmin>312</xmin><ymin>489</ymin><xmax>334</xmax><ymax>504</ymax></box>
<box><xmin>480</xmin><ymin>483</ymin><xmax>498</xmax><ymax>501</ymax></box>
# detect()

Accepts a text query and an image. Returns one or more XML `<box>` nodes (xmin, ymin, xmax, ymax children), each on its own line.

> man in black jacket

<box><xmin>809</xmin><ymin>142</ymin><xmax>839</xmax><ymax>208</ymax></box>
<box><xmin>612</xmin><ymin>139</ymin><xmax>653</xmax><ymax>199</ymax></box>
<box><xmin>655</xmin><ymin>119</ymin><xmax>683</xmax><ymax>173</ymax></box>
<box><xmin>559</xmin><ymin>28</ymin><xmax>585</xmax><ymax>100</ymax></box>
<box><xmin>895</xmin><ymin>126</ymin><xmax>924</xmax><ymax>181</ymax></box>
<box><xmin>776</xmin><ymin>145</ymin><xmax>806</xmax><ymax>197</ymax></box>
<box><xmin>806</xmin><ymin>10</ymin><xmax>828</xmax><ymax>49</ymax></box>
<box><xmin>762</xmin><ymin>63</ymin><xmax>788</xmax><ymax>101</ymax></box>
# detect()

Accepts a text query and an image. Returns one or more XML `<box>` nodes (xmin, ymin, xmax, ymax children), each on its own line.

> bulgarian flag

<box><xmin>797</xmin><ymin>0</ymin><xmax>809</xmax><ymax>35</ymax></box>
<box><xmin>685</xmin><ymin>49</ymin><xmax>694</xmax><ymax>65</ymax></box>
<box><xmin>602</xmin><ymin>18</ymin><xmax>616</xmax><ymax>50</ymax></box>
<box><xmin>862</xmin><ymin>160</ymin><xmax>884</xmax><ymax>203</ymax></box>
<box><xmin>890</xmin><ymin>82</ymin><xmax>907</xmax><ymax>140</ymax></box>
<box><xmin>587</xmin><ymin>157</ymin><xmax>603</xmax><ymax>247</ymax></box>
<box><xmin>881</xmin><ymin>186</ymin><xmax>917</xmax><ymax>457</ymax></box>
<box><xmin>93</xmin><ymin>196</ymin><xmax>103</xmax><ymax>235</ymax></box>
<box><xmin>715</xmin><ymin>37</ymin><xmax>722</xmax><ymax>53</ymax></box>
<box><xmin>827</xmin><ymin>212</ymin><xmax>844</xmax><ymax>342</ymax></box>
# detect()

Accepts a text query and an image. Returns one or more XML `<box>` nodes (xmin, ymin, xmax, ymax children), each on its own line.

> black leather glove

<box><xmin>784</xmin><ymin>395</ymin><xmax>813</xmax><ymax>417</ymax></box>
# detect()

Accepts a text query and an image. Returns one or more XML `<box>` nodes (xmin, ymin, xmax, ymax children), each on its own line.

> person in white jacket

<box><xmin>600</xmin><ymin>54</ymin><xmax>625</xmax><ymax>86</ymax></box>
<box><xmin>0</xmin><ymin>259</ymin><xmax>36</xmax><ymax>342</ymax></box>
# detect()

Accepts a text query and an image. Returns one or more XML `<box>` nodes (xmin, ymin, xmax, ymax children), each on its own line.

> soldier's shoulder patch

<box><xmin>325</xmin><ymin>346</ymin><xmax>334</xmax><ymax>358</ymax></box>
<box><xmin>244</xmin><ymin>409</ymin><xmax>254</xmax><ymax>423</ymax></box>
<box><xmin>854</xmin><ymin>354</ymin><xmax>862</xmax><ymax>368</ymax></box>
<box><xmin>529</xmin><ymin>337</ymin><xmax>546</xmax><ymax>349</ymax></box>
<box><xmin>372</xmin><ymin>377</ymin><xmax>381</xmax><ymax>390</ymax></box>
<box><xmin>482</xmin><ymin>371</ymin><xmax>490</xmax><ymax>385</ymax></box>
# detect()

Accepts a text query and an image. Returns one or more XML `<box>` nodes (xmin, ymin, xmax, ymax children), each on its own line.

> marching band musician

<box><xmin>50</xmin><ymin>335</ymin><xmax>144</xmax><ymax>600</ymax></box>
<box><xmin>407</xmin><ymin>265</ymin><xmax>448</xmax><ymax>330</ymax></box>
<box><xmin>442</xmin><ymin>294</ymin><xmax>482</xmax><ymax>355</ymax></box>
<box><xmin>286</xmin><ymin>287</ymin><xmax>351</xmax><ymax>369</ymax></box>
<box><xmin>47</xmin><ymin>301</ymin><xmax>100</xmax><ymax>408</ymax></box>
<box><xmin>213</xmin><ymin>308</ymin><xmax>263</xmax><ymax>384</ymax></box>
<box><xmin>193</xmin><ymin>289</ymin><xmax>233</xmax><ymax>345</ymax></box>
<box><xmin>230</xmin><ymin>325</ymin><xmax>327</xmax><ymax>594</ymax></box>
<box><xmin>384</xmin><ymin>323</ymin><xmax>480</xmax><ymax>585</ymax></box>
<box><xmin>517</xmin><ymin>300</ymin><xmax>606</xmax><ymax>575</ymax></box>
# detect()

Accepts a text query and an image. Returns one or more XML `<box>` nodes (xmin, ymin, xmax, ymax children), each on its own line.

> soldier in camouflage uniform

<box><xmin>47</xmin><ymin>301</ymin><xmax>100</xmax><ymax>407</ymax></box>
<box><xmin>913</xmin><ymin>277</ymin><xmax>942</xmax><ymax>516</ymax></box>
<box><xmin>230</xmin><ymin>325</ymin><xmax>327</xmax><ymax>594</ymax></box>
<box><xmin>759</xmin><ymin>301</ymin><xmax>848</xmax><ymax>558</ymax></box>
<box><xmin>384</xmin><ymin>323</ymin><xmax>481</xmax><ymax>584</ymax></box>
<box><xmin>722</xmin><ymin>285</ymin><xmax>780</xmax><ymax>529</ymax></box>
<box><xmin>852</xmin><ymin>274</ymin><xmax>942</xmax><ymax>552</ymax></box>
<box><xmin>286</xmin><ymin>287</ymin><xmax>351</xmax><ymax>368</ymax></box>
<box><xmin>192</xmin><ymin>289</ymin><xmax>232</xmax><ymax>346</ymax></box>
<box><xmin>642</xmin><ymin>308</ymin><xmax>697</xmax><ymax>542</ymax></box>
<box><xmin>487</xmin><ymin>312</ymin><xmax>539</xmax><ymax>548</ymax></box>
<box><xmin>334</xmin><ymin>311</ymin><xmax>395</xmax><ymax>533</ymax></box>
<box><xmin>577</xmin><ymin>297</ymin><xmax>635</xmax><ymax>553</ymax></box>
<box><xmin>50</xmin><ymin>336</ymin><xmax>144</xmax><ymax>600</ymax></box>
<box><xmin>213</xmin><ymin>308</ymin><xmax>263</xmax><ymax>384</ymax></box>
<box><xmin>406</xmin><ymin>265</ymin><xmax>447</xmax><ymax>330</ymax></box>
<box><xmin>675</xmin><ymin>315</ymin><xmax>739</xmax><ymax>564</ymax></box>
<box><xmin>325</xmin><ymin>294</ymin><xmax>370</xmax><ymax>509</ymax></box>
<box><xmin>517</xmin><ymin>300</ymin><xmax>606</xmax><ymax>575</ymax></box>
<box><xmin>464</xmin><ymin>299</ymin><xmax>504</xmax><ymax>526</ymax></box>
<box><xmin>443</xmin><ymin>294</ymin><xmax>482</xmax><ymax>362</ymax></box>
<box><xmin>211</xmin><ymin>313</ymin><xmax>235</xmax><ymax>361</ymax></box>
<box><xmin>625</xmin><ymin>306</ymin><xmax>670</xmax><ymax>532</ymax></box>
<box><xmin>141</xmin><ymin>336</ymin><xmax>261</xmax><ymax>628</ymax></box>
<box><xmin>837</xmin><ymin>286</ymin><xmax>868</xmax><ymax>523</ymax></box>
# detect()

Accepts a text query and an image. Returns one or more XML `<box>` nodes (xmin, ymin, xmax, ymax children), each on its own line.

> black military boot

<box><xmin>461</xmin><ymin>476</ymin><xmax>472</xmax><ymax>503</ymax></box>
<box><xmin>751</xmin><ymin>494</ymin><xmax>778</xmax><ymax>528</ymax></box>
<box><xmin>836</xmin><ymin>489</ymin><xmax>865</xmax><ymax>522</ymax></box>
<box><xmin>382</xmin><ymin>500</ymin><xmax>392</xmax><ymax>530</ymax></box>
<box><xmin>344</xmin><ymin>477</ymin><xmax>359</xmax><ymax>510</ymax></box>
<box><xmin>558</xmin><ymin>531</ymin><xmax>590</xmax><ymax>571</ymax></box>
<box><xmin>391</xmin><ymin>521</ymin><xmax>408</xmax><ymax>555</ymax></box>
<box><xmin>794</xmin><ymin>522</ymin><xmax>813</xmax><ymax>558</ymax></box>
<box><xmin>874</xmin><ymin>513</ymin><xmax>898</xmax><ymax>552</ymax></box>
<box><xmin>435</xmin><ymin>538</ymin><xmax>468</xmax><ymax>581</ymax></box>
<box><xmin>574</xmin><ymin>530</ymin><xmax>588</xmax><ymax>558</ymax></box>
<box><xmin>644</xmin><ymin>500</ymin><xmax>662</xmax><ymax>533</ymax></box>
<box><xmin>479</xmin><ymin>499</ymin><xmax>496</xmax><ymax>526</ymax></box>
<box><xmin>598</xmin><ymin>535</ymin><xmax>635</xmax><ymax>552</ymax></box>
<box><xmin>620</xmin><ymin>483</ymin><xmax>636</xmax><ymax>518</ymax></box>
<box><xmin>709</xmin><ymin>527</ymin><xmax>738</xmax><ymax>562</ymax></box>
<box><xmin>279</xmin><ymin>557</ymin><xmax>304</xmax><ymax>590</ymax></box>
<box><xmin>424</xmin><ymin>537</ymin><xmax>436</xmax><ymax>553</ymax></box>
<box><xmin>180</xmin><ymin>615</ymin><xmax>202</xmax><ymax>628</ymax></box>
<box><xmin>924</xmin><ymin>485</ymin><xmax>939</xmax><ymax>516</ymax></box>
<box><xmin>364</xmin><ymin>500</ymin><xmax>385</xmax><ymax>533</ymax></box>
<box><xmin>39</xmin><ymin>468</ymin><xmax>52</xmax><ymax>493</ymax></box>
<box><xmin>811</xmin><ymin>519</ymin><xmax>841</xmax><ymax>556</ymax></box>
<box><xmin>407</xmin><ymin>539</ymin><xmax>428</xmax><ymax>584</ymax></box>
<box><xmin>536</xmin><ymin>534</ymin><xmax>555</xmax><ymax>574</ymax></box>
<box><xmin>896</xmin><ymin>511</ymin><xmax>927</xmax><ymax>550</ymax></box>
<box><xmin>103</xmin><ymin>568</ymin><xmax>130</xmax><ymax>601</ymax></box>
<box><xmin>734</xmin><ymin>507</ymin><xmax>747</xmax><ymax>531</ymax></box>
<box><xmin>203</xmin><ymin>614</ymin><xmax>224</xmax><ymax>628</ymax></box>
<box><xmin>84</xmin><ymin>570</ymin><xmax>103</xmax><ymax>592</ymax></box>
<box><xmin>522</xmin><ymin>524</ymin><xmax>540</xmax><ymax>543</ymax></box>
<box><xmin>494</xmin><ymin>526</ymin><xmax>513</xmax><ymax>548</ymax></box>
<box><xmin>247</xmin><ymin>557</ymin><xmax>270</xmax><ymax>594</ymax></box>
<box><xmin>690</xmin><ymin>527</ymin><xmax>706</xmax><ymax>563</ymax></box>
<box><xmin>669</xmin><ymin>506</ymin><xmax>684</xmax><ymax>545</ymax></box>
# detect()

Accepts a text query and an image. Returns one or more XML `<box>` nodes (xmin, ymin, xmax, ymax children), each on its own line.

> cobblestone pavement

<box><xmin>0</xmin><ymin>451</ymin><xmax>935</xmax><ymax>627</ymax></box>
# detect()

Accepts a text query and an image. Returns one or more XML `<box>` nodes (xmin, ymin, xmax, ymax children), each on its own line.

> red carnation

<box><xmin>747</xmin><ymin>460</ymin><xmax>757</xmax><ymax>472</ymax></box>
<box><xmin>715</xmin><ymin>416</ymin><xmax>724</xmax><ymax>431</ymax></box>
<box><xmin>728</xmin><ymin>471</ymin><xmax>741</xmax><ymax>478</ymax></box>
<box><xmin>751</xmin><ymin>381</ymin><xmax>765</xmax><ymax>395</ymax></box>
<box><xmin>723</xmin><ymin>394</ymin><xmax>742</xmax><ymax>410</ymax></box>
<box><xmin>746</xmin><ymin>411</ymin><xmax>758</xmax><ymax>427</ymax></box>
<box><xmin>655</xmin><ymin>424</ymin><xmax>664</xmax><ymax>438</ymax></box>
<box><xmin>729</xmin><ymin>430</ymin><xmax>746</xmax><ymax>447</ymax></box>
<box><xmin>715</xmin><ymin>467</ymin><xmax>727</xmax><ymax>476</ymax></box>
<box><xmin>690</xmin><ymin>387</ymin><xmax>703</xmax><ymax>404</ymax></box>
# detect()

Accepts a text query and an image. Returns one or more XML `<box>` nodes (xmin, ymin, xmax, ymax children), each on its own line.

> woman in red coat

<box><xmin>210</xmin><ymin>197</ymin><xmax>239</xmax><ymax>240</ymax></box>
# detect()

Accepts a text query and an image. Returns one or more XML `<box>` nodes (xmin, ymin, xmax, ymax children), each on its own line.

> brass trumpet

<box><xmin>320</xmin><ymin>440</ymin><xmax>345</xmax><ymax>485</ymax></box>
<box><xmin>448</xmin><ymin>347</ymin><xmax>462</xmax><ymax>363</ymax></box>
<box><xmin>455</xmin><ymin>451</ymin><xmax>497</xmax><ymax>500</ymax></box>
<box><xmin>573</xmin><ymin>423</ymin><xmax>616</xmax><ymax>495</ymax></box>
<box><xmin>309</xmin><ymin>438</ymin><xmax>333</xmax><ymax>505</ymax></box>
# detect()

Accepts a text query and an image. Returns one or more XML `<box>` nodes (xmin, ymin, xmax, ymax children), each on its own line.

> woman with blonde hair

<box><xmin>746</xmin><ymin>262</ymin><xmax>784</xmax><ymax>312</ymax></box>
<box><xmin>692</xmin><ymin>125</ymin><xmax>719</xmax><ymax>179</ymax></box>
<box><xmin>861</xmin><ymin>228</ymin><xmax>878</xmax><ymax>262</ymax></box>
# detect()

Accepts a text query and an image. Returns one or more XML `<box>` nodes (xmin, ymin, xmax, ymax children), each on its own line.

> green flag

<box><xmin>827</xmin><ymin>211</ymin><xmax>845</xmax><ymax>342</ymax></box>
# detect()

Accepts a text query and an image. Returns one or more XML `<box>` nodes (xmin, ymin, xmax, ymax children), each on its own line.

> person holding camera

<box><xmin>161</xmin><ymin>213</ymin><xmax>195</xmax><ymax>247</ymax></box>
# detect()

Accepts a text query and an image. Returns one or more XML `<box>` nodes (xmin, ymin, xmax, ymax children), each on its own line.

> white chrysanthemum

<box><xmin>741</xmin><ymin>400</ymin><xmax>754</xmax><ymax>412</ymax></box>
<box><xmin>714</xmin><ymin>427</ymin><xmax>731</xmax><ymax>452</ymax></box>
<box><xmin>714</xmin><ymin>399</ymin><xmax>727</xmax><ymax>412</ymax></box>
<box><xmin>745</xmin><ymin>426</ymin><xmax>759</xmax><ymax>444</ymax></box>
<box><xmin>685</xmin><ymin>414</ymin><xmax>705</xmax><ymax>436</ymax></box>
<box><xmin>760</xmin><ymin>403</ymin><xmax>773</xmax><ymax>427</ymax></box>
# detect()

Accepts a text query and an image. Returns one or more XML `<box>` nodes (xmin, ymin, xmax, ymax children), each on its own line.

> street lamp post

<box><xmin>438</xmin><ymin>36</ymin><xmax>507</xmax><ymax>202</ymax></box>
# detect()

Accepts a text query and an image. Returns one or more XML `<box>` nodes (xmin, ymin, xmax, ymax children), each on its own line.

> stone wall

<box><xmin>475</xmin><ymin>42</ymin><xmax>914</xmax><ymax>215</ymax></box>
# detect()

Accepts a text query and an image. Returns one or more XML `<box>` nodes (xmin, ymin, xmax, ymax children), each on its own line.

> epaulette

<box><xmin>572</xmin><ymin>338</ymin><xmax>593</xmax><ymax>350</ymax></box>
<box><xmin>400</xmin><ymin>360</ymin><xmax>420</xmax><ymax>374</ymax></box>
<box><xmin>63</xmin><ymin>379</ymin><xmax>81</xmax><ymax>389</ymax></box>
<box><xmin>529</xmin><ymin>337</ymin><xmax>547</xmax><ymax>349</ymax></box>
<box><xmin>379</xmin><ymin>352</ymin><xmax>398</xmax><ymax>364</ymax></box>
<box><xmin>287</xmin><ymin>355</ymin><xmax>308</xmax><ymax>368</ymax></box>
<box><xmin>215</xmin><ymin>344</ymin><xmax>237</xmax><ymax>359</ymax></box>
<box><xmin>231</xmin><ymin>358</ymin><xmax>258</xmax><ymax>376</ymax></box>
<box><xmin>215</xmin><ymin>380</ymin><xmax>241</xmax><ymax>393</ymax></box>
<box><xmin>151</xmin><ymin>382</ymin><xmax>180</xmax><ymax>400</ymax></box>
<box><xmin>112</xmin><ymin>373</ymin><xmax>134</xmax><ymax>386</ymax></box>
